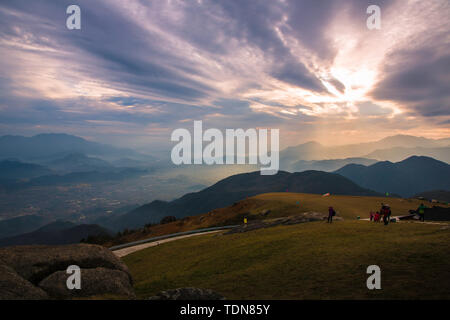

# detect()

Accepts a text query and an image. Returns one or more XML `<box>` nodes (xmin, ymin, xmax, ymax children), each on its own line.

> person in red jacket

<box><xmin>374</xmin><ymin>211</ymin><xmax>382</xmax><ymax>222</ymax></box>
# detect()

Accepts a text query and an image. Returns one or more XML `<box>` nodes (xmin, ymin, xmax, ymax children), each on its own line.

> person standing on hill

<box><xmin>417</xmin><ymin>203</ymin><xmax>427</xmax><ymax>222</ymax></box>
<box><xmin>328</xmin><ymin>206</ymin><xmax>336</xmax><ymax>223</ymax></box>
<box><xmin>381</xmin><ymin>204</ymin><xmax>392</xmax><ymax>225</ymax></box>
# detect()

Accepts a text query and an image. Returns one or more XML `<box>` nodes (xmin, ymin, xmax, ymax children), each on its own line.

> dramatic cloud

<box><xmin>0</xmin><ymin>0</ymin><xmax>448</xmax><ymax>149</ymax></box>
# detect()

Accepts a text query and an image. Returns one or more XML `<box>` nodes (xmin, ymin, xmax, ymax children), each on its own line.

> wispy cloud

<box><xmin>0</xmin><ymin>0</ymin><xmax>448</xmax><ymax>148</ymax></box>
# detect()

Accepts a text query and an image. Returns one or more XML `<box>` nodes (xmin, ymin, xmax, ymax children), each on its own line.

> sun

<box><xmin>329</xmin><ymin>67</ymin><xmax>377</xmax><ymax>103</ymax></box>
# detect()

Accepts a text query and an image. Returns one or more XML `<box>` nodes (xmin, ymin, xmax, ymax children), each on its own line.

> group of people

<box><xmin>327</xmin><ymin>201</ymin><xmax>428</xmax><ymax>225</ymax></box>
<box><xmin>369</xmin><ymin>203</ymin><xmax>392</xmax><ymax>225</ymax></box>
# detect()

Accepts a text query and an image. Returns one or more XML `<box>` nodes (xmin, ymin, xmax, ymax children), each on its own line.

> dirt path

<box><xmin>112</xmin><ymin>230</ymin><xmax>222</xmax><ymax>258</ymax></box>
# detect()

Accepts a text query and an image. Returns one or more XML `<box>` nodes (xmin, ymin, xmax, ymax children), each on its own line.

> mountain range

<box><xmin>335</xmin><ymin>156</ymin><xmax>450</xmax><ymax>197</ymax></box>
<box><xmin>0</xmin><ymin>133</ymin><xmax>152</xmax><ymax>161</ymax></box>
<box><xmin>0</xmin><ymin>220</ymin><xmax>112</xmax><ymax>247</ymax></box>
<box><xmin>0</xmin><ymin>160</ymin><xmax>52</xmax><ymax>180</ymax></box>
<box><xmin>291</xmin><ymin>158</ymin><xmax>378</xmax><ymax>172</ymax></box>
<box><xmin>46</xmin><ymin>153</ymin><xmax>114</xmax><ymax>173</ymax></box>
<box><xmin>1</xmin><ymin>132</ymin><xmax>449</xmax><ymax>236</ymax></box>
<box><xmin>0</xmin><ymin>157</ymin><xmax>149</xmax><ymax>191</ymax></box>
<box><xmin>280</xmin><ymin>135</ymin><xmax>450</xmax><ymax>170</ymax></box>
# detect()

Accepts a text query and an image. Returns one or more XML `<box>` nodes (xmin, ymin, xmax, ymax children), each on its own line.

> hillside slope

<box><xmin>124</xmin><ymin>220</ymin><xmax>450</xmax><ymax>299</ymax></box>
<box><xmin>108</xmin><ymin>171</ymin><xmax>380</xmax><ymax>230</ymax></box>
<box><xmin>103</xmin><ymin>192</ymin><xmax>437</xmax><ymax>246</ymax></box>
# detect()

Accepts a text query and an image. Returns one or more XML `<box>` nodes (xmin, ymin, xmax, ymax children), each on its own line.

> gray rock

<box><xmin>0</xmin><ymin>264</ymin><xmax>48</xmax><ymax>300</ymax></box>
<box><xmin>39</xmin><ymin>267</ymin><xmax>135</xmax><ymax>299</ymax></box>
<box><xmin>148</xmin><ymin>287</ymin><xmax>225</xmax><ymax>300</ymax></box>
<box><xmin>0</xmin><ymin>244</ymin><xmax>131</xmax><ymax>285</ymax></box>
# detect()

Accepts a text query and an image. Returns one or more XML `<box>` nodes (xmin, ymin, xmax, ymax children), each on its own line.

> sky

<box><xmin>0</xmin><ymin>0</ymin><xmax>449</xmax><ymax>152</ymax></box>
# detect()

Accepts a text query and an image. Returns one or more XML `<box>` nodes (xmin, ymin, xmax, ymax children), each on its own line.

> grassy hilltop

<box><xmin>124</xmin><ymin>220</ymin><xmax>450</xmax><ymax>299</ymax></box>
<box><xmin>109</xmin><ymin>192</ymin><xmax>440</xmax><ymax>245</ymax></box>
<box><xmin>122</xmin><ymin>193</ymin><xmax>450</xmax><ymax>299</ymax></box>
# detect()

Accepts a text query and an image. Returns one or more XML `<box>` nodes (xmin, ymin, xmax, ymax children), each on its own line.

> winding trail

<box><xmin>112</xmin><ymin>230</ymin><xmax>222</xmax><ymax>258</ymax></box>
<box><xmin>110</xmin><ymin>225</ymin><xmax>237</xmax><ymax>258</ymax></box>
<box><xmin>112</xmin><ymin>216</ymin><xmax>450</xmax><ymax>258</ymax></box>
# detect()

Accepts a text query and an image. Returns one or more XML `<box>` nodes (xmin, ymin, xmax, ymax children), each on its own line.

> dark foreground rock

<box><xmin>0</xmin><ymin>244</ymin><xmax>131</xmax><ymax>284</ymax></box>
<box><xmin>39</xmin><ymin>267</ymin><xmax>135</xmax><ymax>299</ymax></box>
<box><xmin>148</xmin><ymin>287</ymin><xmax>225</xmax><ymax>300</ymax></box>
<box><xmin>0</xmin><ymin>264</ymin><xmax>48</xmax><ymax>300</ymax></box>
<box><xmin>0</xmin><ymin>244</ymin><xmax>134</xmax><ymax>299</ymax></box>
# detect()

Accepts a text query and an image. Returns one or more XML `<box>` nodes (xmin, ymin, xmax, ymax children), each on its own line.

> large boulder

<box><xmin>0</xmin><ymin>244</ymin><xmax>135</xmax><ymax>299</ymax></box>
<box><xmin>0</xmin><ymin>244</ymin><xmax>131</xmax><ymax>285</ymax></box>
<box><xmin>148</xmin><ymin>287</ymin><xmax>225</xmax><ymax>300</ymax></box>
<box><xmin>0</xmin><ymin>264</ymin><xmax>48</xmax><ymax>300</ymax></box>
<box><xmin>39</xmin><ymin>267</ymin><xmax>135</xmax><ymax>299</ymax></box>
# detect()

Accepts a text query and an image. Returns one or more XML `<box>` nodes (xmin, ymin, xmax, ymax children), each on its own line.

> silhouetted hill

<box><xmin>280</xmin><ymin>135</ymin><xmax>450</xmax><ymax>169</ymax></box>
<box><xmin>363</xmin><ymin>146</ymin><xmax>450</xmax><ymax>163</ymax></box>
<box><xmin>2</xmin><ymin>168</ymin><xmax>148</xmax><ymax>191</ymax></box>
<box><xmin>414</xmin><ymin>190</ymin><xmax>450</xmax><ymax>203</ymax></box>
<box><xmin>0</xmin><ymin>160</ymin><xmax>52</xmax><ymax>180</ymax></box>
<box><xmin>48</xmin><ymin>153</ymin><xmax>113</xmax><ymax>173</ymax></box>
<box><xmin>106</xmin><ymin>170</ymin><xmax>380</xmax><ymax>230</ymax></box>
<box><xmin>0</xmin><ymin>133</ymin><xmax>146</xmax><ymax>161</ymax></box>
<box><xmin>0</xmin><ymin>215</ymin><xmax>49</xmax><ymax>239</ymax></box>
<box><xmin>291</xmin><ymin>158</ymin><xmax>378</xmax><ymax>172</ymax></box>
<box><xmin>335</xmin><ymin>156</ymin><xmax>450</xmax><ymax>197</ymax></box>
<box><xmin>0</xmin><ymin>221</ymin><xmax>113</xmax><ymax>247</ymax></box>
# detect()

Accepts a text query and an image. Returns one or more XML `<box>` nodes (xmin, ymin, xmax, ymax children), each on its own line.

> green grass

<box><xmin>250</xmin><ymin>193</ymin><xmax>435</xmax><ymax>220</ymax></box>
<box><xmin>107</xmin><ymin>192</ymin><xmax>448</xmax><ymax>246</ymax></box>
<box><xmin>123</xmin><ymin>220</ymin><xmax>450</xmax><ymax>299</ymax></box>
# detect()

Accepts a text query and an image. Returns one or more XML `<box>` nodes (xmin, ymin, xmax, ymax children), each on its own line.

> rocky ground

<box><xmin>224</xmin><ymin>212</ymin><xmax>341</xmax><ymax>234</ymax></box>
<box><xmin>148</xmin><ymin>287</ymin><xmax>225</xmax><ymax>300</ymax></box>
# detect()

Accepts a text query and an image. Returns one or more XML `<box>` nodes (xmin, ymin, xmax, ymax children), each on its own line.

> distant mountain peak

<box><xmin>335</xmin><ymin>156</ymin><xmax>450</xmax><ymax>197</ymax></box>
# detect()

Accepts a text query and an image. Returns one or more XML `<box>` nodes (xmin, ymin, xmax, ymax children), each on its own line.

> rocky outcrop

<box><xmin>39</xmin><ymin>267</ymin><xmax>135</xmax><ymax>299</ymax></box>
<box><xmin>0</xmin><ymin>264</ymin><xmax>48</xmax><ymax>300</ymax></box>
<box><xmin>0</xmin><ymin>244</ymin><xmax>131</xmax><ymax>284</ymax></box>
<box><xmin>148</xmin><ymin>287</ymin><xmax>225</xmax><ymax>300</ymax></box>
<box><xmin>0</xmin><ymin>244</ymin><xmax>134</xmax><ymax>300</ymax></box>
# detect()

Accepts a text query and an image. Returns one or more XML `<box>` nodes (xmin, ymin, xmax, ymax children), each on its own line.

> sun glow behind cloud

<box><xmin>0</xmin><ymin>0</ymin><xmax>448</xmax><ymax>148</ymax></box>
